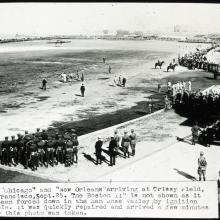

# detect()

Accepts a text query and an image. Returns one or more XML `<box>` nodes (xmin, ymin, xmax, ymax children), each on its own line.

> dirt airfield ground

<box><xmin>0</xmin><ymin>40</ymin><xmax>219</xmax><ymax>182</ymax></box>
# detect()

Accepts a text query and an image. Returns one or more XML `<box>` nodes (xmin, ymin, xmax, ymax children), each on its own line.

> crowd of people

<box><xmin>59</xmin><ymin>71</ymin><xmax>84</xmax><ymax>83</ymax></box>
<box><xmin>0</xmin><ymin>129</ymin><xmax>79</xmax><ymax>171</ymax></box>
<box><xmin>167</xmin><ymin>80</ymin><xmax>192</xmax><ymax>97</ymax></box>
<box><xmin>0</xmin><ymin>128</ymin><xmax>137</xmax><ymax>171</ymax></box>
<box><xmin>171</xmin><ymin>86</ymin><xmax>220</xmax><ymax>116</ymax></box>
<box><xmin>113</xmin><ymin>75</ymin><xmax>127</xmax><ymax>87</ymax></box>
<box><xmin>178</xmin><ymin>45</ymin><xmax>219</xmax><ymax>72</ymax></box>
<box><xmin>95</xmin><ymin>129</ymin><xmax>137</xmax><ymax>166</ymax></box>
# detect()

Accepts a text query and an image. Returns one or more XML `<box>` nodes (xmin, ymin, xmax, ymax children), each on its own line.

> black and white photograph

<box><xmin>0</xmin><ymin>2</ymin><xmax>219</xmax><ymax>217</ymax></box>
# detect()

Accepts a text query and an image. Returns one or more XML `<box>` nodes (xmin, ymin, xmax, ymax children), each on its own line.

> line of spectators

<box><xmin>178</xmin><ymin>45</ymin><xmax>219</xmax><ymax>72</ymax></box>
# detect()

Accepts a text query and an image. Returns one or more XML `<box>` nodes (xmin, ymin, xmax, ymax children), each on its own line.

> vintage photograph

<box><xmin>0</xmin><ymin>2</ymin><xmax>220</xmax><ymax>185</ymax></box>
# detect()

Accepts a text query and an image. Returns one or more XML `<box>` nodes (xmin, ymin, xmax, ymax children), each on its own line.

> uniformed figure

<box><xmin>130</xmin><ymin>129</ymin><xmax>137</xmax><ymax>156</ymax></box>
<box><xmin>35</xmin><ymin>128</ymin><xmax>41</xmax><ymax>140</ymax></box>
<box><xmin>23</xmin><ymin>136</ymin><xmax>32</xmax><ymax>169</ymax></box>
<box><xmin>80</xmin><ymin>83</ymin><xmax>85</xmax><ymax>97</ymax></box>
<box><xmin>65</xmin><ymin>136</ymin><xmax>74</xmax><ymax>167</ymax></box>
<box><xmin>148</xmin><ymin>102</ymin><xmax>152</xmax><ymax>113</ymax></box>
<box><xmin>1</xmin><ymin>137</ymin><xmax>10</xmax><ymax>165</ymax></box>
<box><xmin>41</xmin><ymin>129</ymin><xmax>48</xmax><ymax>140</ymax></box>
<box><xmin>108</xmin><ymin>66</ymin><xmax>112</xmax><ymax>74</ymax></box>
<box><xmin>164</xmin><ymin>95</ymin><xmax>170</xmax><ymax>111</ymax></box>
<box><xmin>10</xmin><ymin>136</ymin><xmax>17</xmax><ymax>166</ymax></box>
<box><xmin>95</xmin><ymin>137</ymin><xmax>103</xmax><ymax>165</ymax></box>
<box><xmin>42</xmin><ymin>78</ymin><xmax>47</xmax><ymax>90</ymax></box>
<box><xmin>81</xmin><ymin>73</ymin><xmax>84</xmax><ymax>82</ymax></box>
<box><xmin>46</xmin><ymin>136</ymin><xmax>55</xmax><ymax>167</ymax></box>
<box><xmin>121</xmin><ymin>131</ymin><xmax>131</xmax><ymax>158</ymax></box>
<box><xmin>29</xmin><ymin>141</ymin><xmax>38</xmax><ymax>171</ymax></box>
<box><xmin>114</xmin><ymin>130</ymin><xmax>120</xmax><ymax>157</ymax></box>
<box><xmin>191</xmin><ymin>122</ymin><xmax>201</xmax><ymax>145</ymax></box>
<box><xmin>103</xmin><ymin>57</ymin><xmax>106</xmax><ymax>63</ymax></box>
<box><xmin>16</xmin><ymin>133</ymin><xmax>24</xmax><ymax>165</ymax></box>
<box><xmin>72</xmin><ymin>134</ymin><xmax>79</xmax><ymax>163</ymax></box>
<box><xmin>55</xmin><ymin>135</ymin><xmax>65</xmax><ymax>164</ymax></box>
<box><xmin>37</xmin><ymin>137</ymin><xmax>45</xmax><ymax>167</ymax></box>
<box><xmin>109</xmin><ymin>136</ymin><xmax>117</xmax><ymax>166</ymax></box>
<box><xmin>198</xmin><ymin>151</ymin><xmax>207</xmax><ymax>181</ymax></box>
<box><xmin>122</xmin><ymin>77</ymin><xmax>126</xmax><ymax>87</ymax></box>
<box><xmin>158</xmin><ymin>83</ymin><xmax>162</xmax><ymax>93</ymax></box>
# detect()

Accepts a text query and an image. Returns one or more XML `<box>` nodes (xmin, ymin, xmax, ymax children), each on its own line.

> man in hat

<box><xmin>55</xmin><ymin>134</ymin><xmax>65</xmax><ymax>164</ymax></box>
<box><xmin>24</xmin><ymin>130</ymin><xmax>29</xmax><ymax>142</ymax></box>
<box><xmin>46</xmin><ymin>136</ymin><xmax>55</xmax><ymax>167</ymax></box>
<box><xmin>35</xmin><ymin>128</ymin><xmax>41</xmax><ymax>139</ymax></box>
<box><xmin>42</xmin><ymin>78</ymin><xmax>47</xmax><ymax>90</ymax></box>
<box><xmin>191</xmin><ymin>122</ymin><xmax>201</xmax><ymax>145</ymax></box>
<box><xmin>37</xmin><ymin>136</ymin><xmax>46</xmax><ymax>167</ymax></box>
<box><xmin>121</xmin><ymin>131</ymin><xmax>130</xmax><ymax>158</ymax></box>
<box><xmin>130</xmin><ymin>129</ymin><xmax>137</xmax><ymax>156</ymax></box>
<box><xmin>158</xmin><ymin>83</ymin><xmax>162</xmax><ymax>93</ymax></box>
<box><xmin>80</xmin><ymin>83</ymin><xmax>85</xmax><ymax>97</ymax></box>
<box><xmin>9</xmin><ymin>135</ymin><xmax>17</xmax><ymax>166</ymax></box>
<box><xmin>23</xmin><ymin>135</ymin><xmax>32</xmax><ymax>169</ymax></box>
<box><xmin>41</xmin><ymin>129</ymin><xmax>48</xmax><ymax>141</ymax></box>
<box><xmin>29</xmin><ymin>141</ymin><xmax>38</xmax><ymax>171</ymax></box>
<box><xmin>108</xmin><ymin>65</ymin><xmax>112</xmax><ymax>74</ymax></box>
<box><xmin>198</xmin><ymin>151</ymin><xmax>207</xmax><ymax>181</ymax></box>
<box><xmin>114</xmin><ymin>130</ymin><xmax>120</xmax><ymax>157</ymax></box>
<box><xmin>34</xmin><ymin>129</ymin><xmax>41</xmax><ymax>145</ymax></box>
<box><xmin>108</xmin><ymin>136</ymin><xmax>117</xmax><ymax>166</ymax></box>
<box><xmin>65</xmin><ymin>135</ymin><xmax>74</xmax><ymax>167</ymax></box>
<box><xmin>122</xmin><ymin>77</ymin><xmax>127</xmax><ymax>87</ymax></box>
<box><xmin>1</xmin><ymin>137</ymin><xmax>10</xmax><ymax>165</ymax></box>
<box><xmin>16</xmin><ymin>133</ymin><xmax>24</xmax><ymax>165</ymax></box>
<box><xmin>95</xmin><ymin>137</ymin><xmax>103</xmax><ymax>165</ymax></box>
<box><xmin>72</xmin><ymin>134</ymin><xmax>79</xmax><ymax>164</ymax></box>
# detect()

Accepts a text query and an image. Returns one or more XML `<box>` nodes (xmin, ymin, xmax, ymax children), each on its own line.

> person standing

<box><xmin>198</xmin><ymin>151</ymin><xmax>207</xmax><ymax>181</ymax></box>
<box><xmin>121</xmin><ymin>131</ymin><xmax>131</xmax><ymax>158</ymax></box>
<box><xmin>130</xmin><ymin>129</ymin><xmax>137</xmax><ymax>156</ymax></box>
<box><xmin>65</xmin><ymin>136</ymin><xmax>74</xmax><ymax>167</ymax></box>
<box><xmin>103</xmin><ymin>57</ymin><xmax>106</xmax><ymax>63</ymax></box>
<box><xmin>72</xmin><ymin>134</ymin><xmax>79</xmax><ymax>164</ymax></box>
<box><xmin>108</xmin><ymin>65</ymin><xmax>112</xmax><ymax>74</ymax></box>
<box><xmin>158</xmin><ymin>83</ymin><xmax>162</xmax><ymax>93</ymax></box>
<box><xmin>122</xmin><ymin>77</ymin><xmax>127</xmax><ymax>87</ymax></box>
<box><xmin>1</xmin><ymin>137</ymin><xmax>10</xmax><ymax>166</ymax></box>
<box><xmin>188</xmin><ymin>80</ymin><xmax>192</xmax><ymax>92</ymax></box>
<box><xmin>81</xmin><ymin>73</ymin><xmax>84</xmax><ymax>82</ymax></box>
<box><xmin>113</xmin><ymin>75</ymin><xmax>117</xmax><ymax>86</ymax></box>
<box><xmin>46</xmin><ymin>136</ymin><xmax>55</xmax><ymax>167</ymax></box>
<box><xmin>95</xmin><ymin>137</ymin><xmax>103</xmax><ymax>165</ymax></box>
<box><xmin>80</xmin><ymin>83</ymin><xmax>85</xmax><ymax>97</ymax></box>
<box><xmin>108</xmin><ymin>136</ymin><xmax>117</xmax><ymax>166</ymax></box>
<box><xmin>16</xmin><ymin>133</ymin><xmax>24</xmax><ymax>165</ymax></box>
<box><xmin>148</xmin><ymin>102</ymin><xmax>153</xmax><ymax>114</ymax></box>
<box><xmin>55</xmin><ymin>135</ymin><xmax>65</xmax><ymax>164</ymax></box>
<box><xmin>10</xmin><ymin>135</ymin><xmax>17</xmax><ymax>166</ymax></box>
<box><xmin>164</xmin><ymin>95</ymin><xmax>170</xmax><ymax>111</ymax></box>
<box><xmin>118</xmin><ymin>75</ymin><xmax>122</xmax><ymax>85</ymax></box>
<box><xmin>42</xmin><ymin>78</ymin><xmax>47</xmax><ymax>90</ymax></box>
<box><xmin>37</xmin><ymin>137</ymin><xmax>46</xmax><ymax>167</ymax></box>
<box><xmin>191</xmin><ymin>122</ymin><xmax>201</xmax><ymax>145</ymax></box>
<box><xmin>29</xmin><ymin>141</ymin><xmax>38</xmax><ymax>171</ymax></box>
<box><xmin>114</xmin><ymin>130</ymin><xmax>120</xmax><ymax>157</ymax></box>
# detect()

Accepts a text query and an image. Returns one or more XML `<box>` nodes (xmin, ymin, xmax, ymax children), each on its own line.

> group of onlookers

<box><xmin>0</xmin><ymin>127</ymin><xmax>138</xmax><ymax>170</ymax></box>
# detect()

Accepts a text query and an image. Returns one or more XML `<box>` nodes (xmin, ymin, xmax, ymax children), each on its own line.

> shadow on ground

<box><xmin>174</xmin><ymin>168</ymin><xmax>197</xmax><ymax>181</ymax></box>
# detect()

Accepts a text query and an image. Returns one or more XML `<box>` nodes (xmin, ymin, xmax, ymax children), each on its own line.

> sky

<box><xmin>0</xmin><ymin>3</ymin><xmax>220</xmax><ymax>36</ymax></box>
